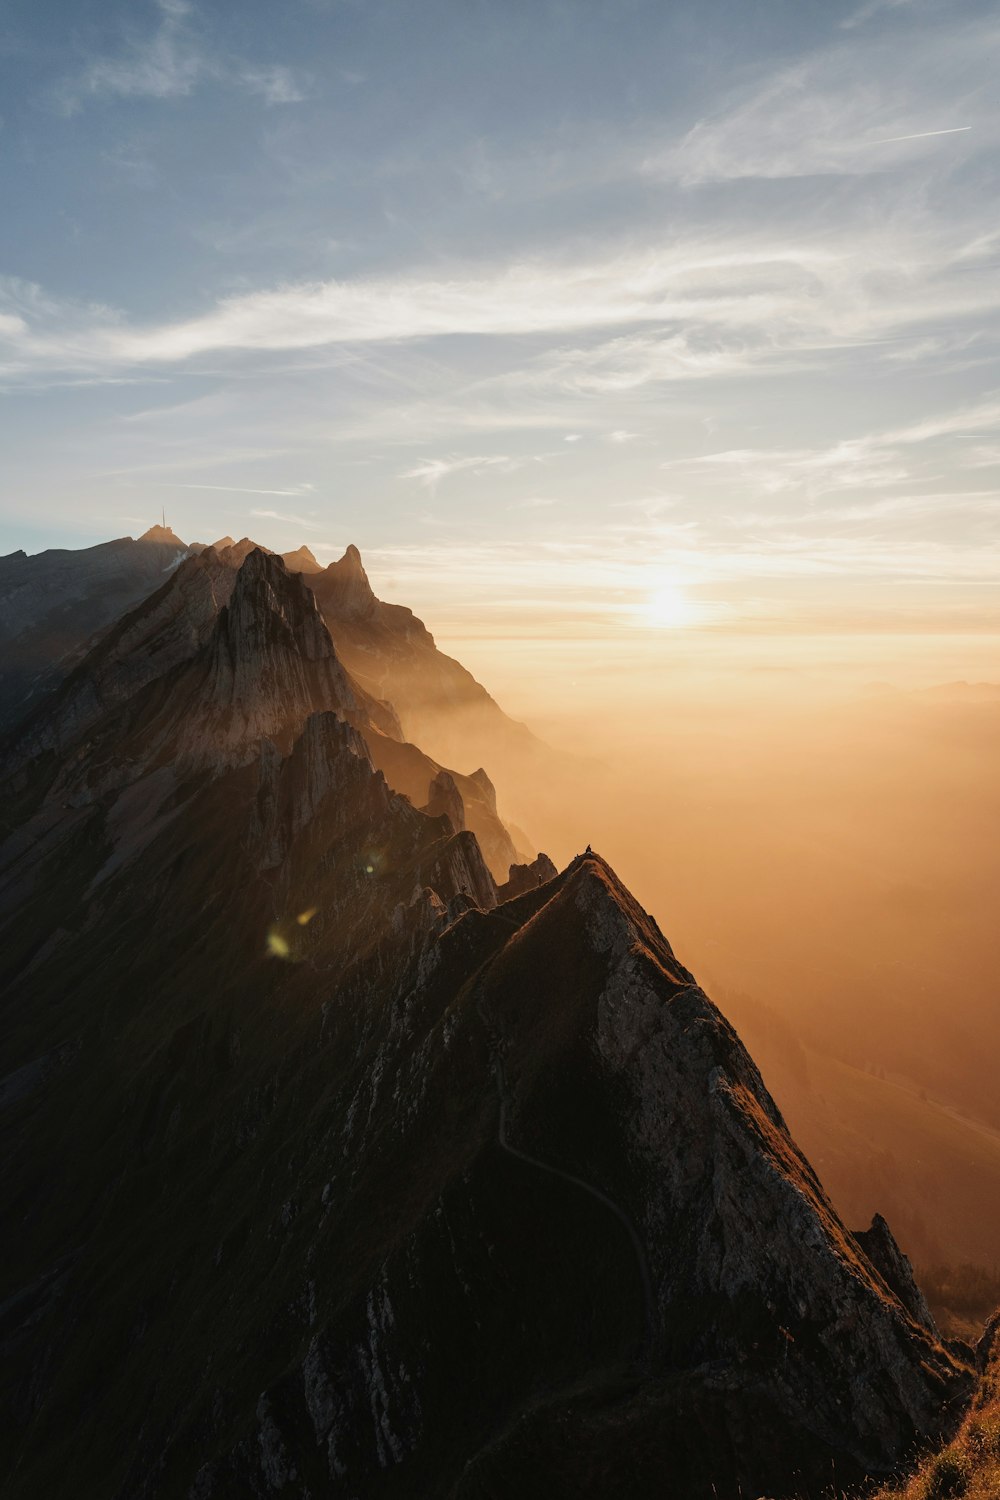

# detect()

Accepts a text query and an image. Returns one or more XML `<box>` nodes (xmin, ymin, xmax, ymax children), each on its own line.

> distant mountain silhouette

<box><xmin>0</xmin><ymin>529</ymin><xmax>191</xmax><ymax>725</ymax></box>
<box><xmin>0</xmin><ymin>543</ymin><xmax>975</xmax><ymax>1499</ymax></box>
<box><xmin>301</xmin><ymin>542</ymin><xmax>548</xmax><ymax>775</ymax></box>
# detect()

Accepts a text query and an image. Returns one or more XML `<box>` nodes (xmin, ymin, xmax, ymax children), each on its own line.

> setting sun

<box><xmin>643</xmin><ymin>583</ymin><xmax>695</xmax><ymax>629</ymax></box>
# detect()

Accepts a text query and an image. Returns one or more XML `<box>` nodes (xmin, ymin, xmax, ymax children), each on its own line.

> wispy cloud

<box><xmin>669</xmin><ymin>442</ymin><xmax>909</xmax><ymax>499</ymax></box>
<box><xmin>664</xmin><ymin>395</ymin><xmax>1000</xmax><ymax>501</ymax></box>
<box><xmin>231</xmin><ymin>64</ymin><xmax>305</xmax><ymax>106</ymax></box>
<box><xmin>644</xmin><ymin>12</ymin><xmax>996</xmax><ymax>184</ymax></box>
<box><xmin>508</xmin><ymin>329</ymin><xmax>765</xmax><ymax>395</ymax></box>
<box><xmin>399</xmin><ymin>454</ymin><xmax>532</xmax><ymax>490</ymax></box>
<box><xmin>167</xmin><ymin>481</ymin><xmax>317</xmax><ymax>498</ymax></box>
<box><xmin>73</xmin><ymin>0</ymin><xmax>201</xmax><ymax>104</ymax></box>
<box><xmin>250</xmin><ymin>507</ymin><xmax>320</xmax><ymax>529</ymax></box>
<box><xmin>841</xmin><ymin>0</ymin><xmax>917</xmax><ymax>30</ymax></box>
<box><xmin>58</xmin><ymin>0</ymin><xmax>306</xmax><ymax>112</ymax></box>
<box><xmin>6</xmin><ymin>221</ymin><xmax>995</xmax><ymax>384</ymax></box>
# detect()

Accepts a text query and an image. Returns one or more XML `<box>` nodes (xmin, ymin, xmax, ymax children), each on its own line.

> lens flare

<box><xmin>266</xmin><ymin>929</ymin><xmax>291</xmax><ymax>959</ymax></box>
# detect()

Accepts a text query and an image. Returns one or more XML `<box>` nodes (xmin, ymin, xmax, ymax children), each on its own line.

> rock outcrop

<box><xmin>186</xmin><ymin>548</ymin><xmax>376</xmax><ymax>765</ymax></box>
<box><xmin>423</xmin><ymin>768</ymin><xmax>466</xmax><ymax>832</ymax></box>
<box><xmin>855</xmin><ymin>1211</ymin><xmax>937</xmax><ymax>1334</ymax></box>
<box><xmin>497</xmin><ymin>850</ymin><xmax>558</xmax><ymax>900</ymax></box>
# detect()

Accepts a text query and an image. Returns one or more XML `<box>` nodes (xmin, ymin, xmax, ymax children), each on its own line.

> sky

<box><xmin>1</xmin><ymin>0</ymin><xmax>999</xmax><ymax>666</ymax></box>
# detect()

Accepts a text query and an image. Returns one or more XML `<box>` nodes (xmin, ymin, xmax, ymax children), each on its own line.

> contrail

<box><xmin>869</xmin><ymin>126</ymin><xmax>972</xmax><ymax>145</ymax></box>
<box><xmin>162</xmin><ymin>483</ymin><xmax>313</xmax><ymax>497</ymax></box>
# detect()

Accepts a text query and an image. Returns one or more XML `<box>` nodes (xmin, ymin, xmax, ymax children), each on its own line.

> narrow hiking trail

<box><xmin>475</xmin><ymin>974</ymin><xmax>657</xmax><ymax>1363</ymax></box>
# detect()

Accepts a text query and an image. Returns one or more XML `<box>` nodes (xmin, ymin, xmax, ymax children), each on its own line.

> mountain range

<box><xmin>0</xmin><ymin>530</ymin><xmax>991</xmax><ymax>1498</ymax></box>
<box><xmin>0</xmin><ymin>529</ymin><xmax>535</xmax><ymax>881</ymax></box>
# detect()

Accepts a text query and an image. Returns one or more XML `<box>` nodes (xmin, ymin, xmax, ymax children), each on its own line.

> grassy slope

<box><xmin>871</xmin><ymin>1324</ymin><xmax>999</xmax><ymax>1500</ymax></box>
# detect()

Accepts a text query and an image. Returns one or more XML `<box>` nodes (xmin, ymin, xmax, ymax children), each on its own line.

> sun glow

<box><xmin>642</xmin><ymin>582</ymin><xmax>696</xmax><ymax>629</ymax></box>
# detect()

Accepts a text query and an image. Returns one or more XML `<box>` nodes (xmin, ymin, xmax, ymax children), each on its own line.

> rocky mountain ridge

<box><xmin>0</xmin><ymin>538</ymin><xmax>978</xmax><ymax>1498</ymax></box>
<box><xmin>0</xmin><ymin>547</ymin><xmax>521</xmax><ymax>879</ymax></box>
<box><xmin>0</xmin><ymin>528</ymin><xmax>551</xmax><ymax>802</ymax></box>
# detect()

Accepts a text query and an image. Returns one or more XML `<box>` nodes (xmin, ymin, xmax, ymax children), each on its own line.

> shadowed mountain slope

<box><xmin>0</xmin><ymin>549</ymin><xmax>520</xmax><ymax>878</ymax></box>
<box><xmin>0</xmin><ymin>536</ymin><xmax>525</xmax><ymax>875</ymax></box>
<box><xmin>0</xmin><ymin>552</ymin><xmax>974</xmax><ymax>1499</ymax></box>
<box><xmin>0</xmin><ymin>527</ymin><xmax>191</xmax><ymax>726</ymax></box>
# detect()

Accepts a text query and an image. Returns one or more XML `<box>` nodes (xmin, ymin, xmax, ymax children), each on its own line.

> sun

<box><xmin>643</xmin><ymin>582</ymin><xmax>695</xmax><ymax>629</ymax></box>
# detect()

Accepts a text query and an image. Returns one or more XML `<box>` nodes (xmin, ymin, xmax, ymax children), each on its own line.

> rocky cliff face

<box><xmin>423</xmin><ymin>768</ymin><xmax>466</xmax><ymax>832</ymax></box>
<box><xmin>497</xmin><ymin>850</ymin><xmax>559</xmax><ymax>900</ymax></box>
<box><xmin>0</xmin><ymin>542</ymin><xmax>975</xmax><ymax>1500</ymax></box>
<box><xmin>184</xmin><ymin>547</ymin><xmax>381</xmax><ymax>766</ymax></box>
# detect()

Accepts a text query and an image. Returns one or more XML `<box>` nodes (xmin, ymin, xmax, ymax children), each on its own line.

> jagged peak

<box><xmin>854</xmin><ymin>1213</ymin><xmax>937</xmax><ymax>1332</ymax></box>
<box><xmin>297</xmin><ymin>706</ymin><xmax>370</xmax><ymax>761</ymax></box>
<box><xmin>234</xmin><ymin>544</ymin><xmax>286</xmax><ymax>579</ymax></box>
<box><xmin>252</xmin><ymin>709</ymin><xmax>380</xmax><ymax>869</ymax></box>
<box><xmin>217</xmin><ymin>537</ymin><xmax>273</xmax><ymax>567</ymax></box>
<box><xmin>221</xmin><ymin>548</ymin><xmax>329</xmax><ymax>648</ymax></box>
<box><xmin>281</xmin><ymin>545</ymin><xmax>322</xmax><ymax>574</ymax></box>
<box><xmin>465</xmin><ymin>766</ymin><xmax>498</xmax><ymax>813</ymax></box>
<box><xmin>424</xmin><ymin>768</ymin><xmax>466</xmax><ymax>833</ymax></box>
<box><xmin>543</xmin><ymin>850</ymin><xmax>697</xmax><ymax>990</ymax></box>
<box><xmin>310</xmin><ymin>544</ymin><xmax>377</xmax><ymax>619</ymax></box>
